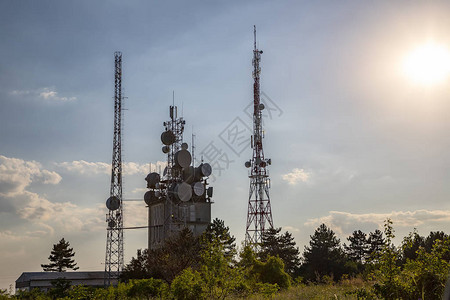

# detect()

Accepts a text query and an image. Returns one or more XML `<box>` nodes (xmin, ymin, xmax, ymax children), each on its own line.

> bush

<box><xmin>127</xmin><ymin>278</ymin><xmax>169</xmax><ymax>299</ymax></box>
<box><xmin>171</xmin><ymin>268</ymin><xmax>205</xmax><ymax>300</ymax></box>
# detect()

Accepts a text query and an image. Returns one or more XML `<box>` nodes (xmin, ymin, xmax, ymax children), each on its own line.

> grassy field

<box><xmin>240</xmin><ymin>279</ymin><xmax>378</xmax><ymax>300</ymax></box>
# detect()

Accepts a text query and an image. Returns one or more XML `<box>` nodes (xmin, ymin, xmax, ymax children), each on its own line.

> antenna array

<box><xmin>244</xmin><ymin>26</ymin><xmax>274</xmax><ymax>248</ymax></box>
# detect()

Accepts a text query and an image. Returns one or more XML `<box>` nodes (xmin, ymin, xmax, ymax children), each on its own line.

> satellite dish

<box><xmin>181</xmin><ymin>142</ymin><xmax>189</xmax><ymax>150</ymax></box>
<box><xmin>207</xmin><ymin>186</ymin><xmax>213</xmax><ymax>198</ymax></box>
<box><xmin>145</xmin><ymin>172</ymin><xmax>160</xmax><ymax>188</ymax></box>
<box><xmin>245</xmin><ymin>161</ymin><xmax>251</xmax><ymax>168</ymax></box>
<box><xmin>259</xmin><ymin>103</ymin><xmax>265</xmax><ymax>110</ymax></box>
<box><xmin>162</xmin><ymin>145</ymin><xmax>170</xmax><ymax>154</ymax></box>
<box><xmin>199</xmin><ymin>163</ymin><xmax>212</xmax><ymax>177</ymax></box>
<box><xmin>267</xmin><ymin>159</ymin><xmax>272</xmax><ymax>165</ymax></box>
<box><xmin>106</xmin><ymin>196</ymin><xmax>120</xmax><ymax>211</ymax></box>
<box><xmin>182</xmin><ymin>166</ymin><xmax>195</xmax><ymax>184</ymax></box>
<box><xmin>161</xmin><ymin>130</ymin><xmax>176</xmax><ymax>145</ymax></box>
<box><xmin>175</xmin><ymin>182</ymin><xmax>192</xmax><ymax>202</ymax></box>
<box><xmin>192</xmin><ymin>181</ymin><xmax>205</xmax><ymax>196</ymax></box>
<box><xmin>174</xmin><ymin>149</ymin><xmax>192</xmax><ymax>168</ymax></box>
<box><xmin>260</xmin><ymin>161</ymin><xmax>267</xmax><ymax>168</ymax></box>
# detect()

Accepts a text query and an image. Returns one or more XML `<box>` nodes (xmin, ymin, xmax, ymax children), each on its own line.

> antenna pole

<box><xmin>104</xmin><ymin>51</ymin><xmax>125</xmax><ymax>286</ymax></box>
<box><xmin>245</xmin><ymin>26</ymin><xmax>274</xmax><ymax>249</ymax></box>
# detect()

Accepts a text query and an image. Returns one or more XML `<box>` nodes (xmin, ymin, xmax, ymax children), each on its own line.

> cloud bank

<box><xmin>305</xmin><ymin>210</ymin><xmax>450</xmax><ymax>236</ymax></box>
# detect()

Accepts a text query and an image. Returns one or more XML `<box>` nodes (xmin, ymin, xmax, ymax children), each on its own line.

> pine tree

<box><xmin>344</xmin><ymin>230</ymin><xmax>369</xmax><ymax>263</ymax></box>
<box><xmin>259</xmin><ymin>227</ymin><xmax>301</xmax><ymax>276</ymax></box>
<box><xmin>300</xmin><ymin>224</ymin><xmax>346</xmax><ymax>282</ymax></box>
<box><xmin>367</xmin><ymin>229</ymin><xmax>384</xmax><ymax>261</ymax></box>
<box><xmin>201</xmin><ymin>218</ymin><xmax>236</xmax><ymax>259</ymax></box>
<box><xmin>41</xmin><ymin>238</ymin><xmax>79</xmax><ymax>272</ymax></box>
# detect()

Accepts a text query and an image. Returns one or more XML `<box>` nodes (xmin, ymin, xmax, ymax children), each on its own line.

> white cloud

<box><xmin>282</xmin><ymin>226</ymin><xmax>300</xmax><ymax>232</ymax></box>
<box><xmin>0</xmin><ymin>155</ymin><xmax>103</xmax><ymax>234</ymax></box>
<box><xmin>282</xmin><ymin>168</ymin><xmax>310</xmax><ymax>185</ymax></box>
<box><xmin>56</xmin><ymin>160</ymin><xmax>167</xmax><ymax>176</ymax></box>
<box><xmin>9</xmin><ymin>87</ymin><xmax>76</xmax><ymax>102</ymax></box>
<box><xmin>305</xmin><ymin>210</ymin><xmax>450</xmax><ymax>236</ymax></box>
<box><xmin>57</xmin><ymin>160</ymin><xmax>110</xmax><ymax>175</ymax></box>
<box><xmin>0</xmin><ymin>155</ymin><xmax>61</xmax><ymax>197</ymax></box>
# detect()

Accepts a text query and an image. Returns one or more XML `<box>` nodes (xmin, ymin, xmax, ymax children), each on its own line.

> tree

<box><xmin>300</xmin><ymin>224</ymin><xmax>347</xmax><ymax>282</ymax></box>
<box><xmin>344</xmin><ymin>230</ymin><xmax>369</xmax><ymax>264</ymax></box>
<box><xmin>41</xmin><ymin>238</ymin><xmax>79</xmax><ymax>272</ymax></box>
<box><xmin>401</xmin><ymin>229</ymin><xmax>425</xmax><ymax>263</ymax></box>
<box><xmin>201</xmin><ymin>218</ymin><xmax>236</xmax><ymax>259</ymax></box>
<box><xmin>199</xmin><ymin>239</ymin><xmax>242</xmax><ymax>299</ymax></box>
<box><xmin>372</xmin><ymin>219</ymin><xmax>404</xmax><ymax>299</ymax></box>
<box><xmin>259</xmin><ymin>227</ymin><xmax>301</xmax><ymax>277</ymax></box>
<box><xmin>121</xmin><ymin>249</ymin><xmax>150</xmax><ymax>281</ymax></box>
<box><xmin>367</xmin><ymin>229</ymin><xmax>384</xmax><ymax>262</ymax></box>
<box><xmin>238</xmin><ymin>245</ymin><xmax>290</xmax><ymax>291</ymax></box>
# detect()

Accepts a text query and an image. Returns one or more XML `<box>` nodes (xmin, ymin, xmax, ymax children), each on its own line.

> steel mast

<box><xmin>104</xmin><ymin>51</ymin><xmax>124</xmax><ymax>286</ymax></box>
<box><xmin>245</xmin><ymin>26</ymin><xmax>274</xmax><ymax>248</ymax></box>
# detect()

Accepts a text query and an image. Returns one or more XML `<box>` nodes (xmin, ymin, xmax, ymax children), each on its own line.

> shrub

<box><xmin>171</xmin><ymin>268</ymin><xmax>205</xmax><ymax>300</ymax></box>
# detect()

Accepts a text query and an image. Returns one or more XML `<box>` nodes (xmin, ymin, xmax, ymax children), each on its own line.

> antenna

<box><xmin>254</xmin><ymin>25</ymin><xmax>256</xmax><ymax>51</ymax></box>
<box><xmin>105</xmin><ymin>51</ymin><xmax>125</xmax><ymax>286</ymax></box>
<box><xmin>245</xmin><ymin>26</ymin><xmax>274</xmax><ymax>249</ymax></box>
<box><xmin>191</xmin><ymin>130</ymin><xmax>195</xmax><ymax>167</ymax></box>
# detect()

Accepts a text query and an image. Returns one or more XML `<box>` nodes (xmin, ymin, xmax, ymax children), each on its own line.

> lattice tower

<box><xmin>104</xmin><ymin>51</ymin><xmax>124</xmax><ymax>286</ymax></box>
<box><xmin>245</xmin><ymin>27</ymin><xmax>274</xmax><ymax>248</ymax></box>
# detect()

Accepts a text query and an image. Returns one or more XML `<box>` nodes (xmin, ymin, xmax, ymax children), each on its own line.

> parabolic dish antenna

<box><xmin>145</xmin><ymin>172</ymin><xmax>160</xmax><ymax>188</ymax></box>
<box><xmin>175</xmin><ymin>182</ymin><xmax>192</xmax><ymax>202</ymax></box>
<box><xmin>199</xmin><ymin>163</ymin><xmax>212</xmax><ymax>177</ymax></box>
<box><xmin>192</xmin><ymin>181</ymin><xmax>205</xmax><ymax>196</ymax></box>
<box><xmin>161</xmin><ymin>130</ymin><xmax>176</xmax><ymax>145</ymax></box>
<box><xmin>106</xmin><ymin>196</ymin><xmax>120</xmax><ymax>211</ymax></box>
<box><xmin>175</xmin><ymin>149</ymin><xmax>192</xmax><ymax>168</ymax></box>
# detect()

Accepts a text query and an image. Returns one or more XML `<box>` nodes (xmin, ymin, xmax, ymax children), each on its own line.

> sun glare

<box><xmin>403</xmin><ymin>43</ymin><xmax>450</xmax><ymax>86</ymax></box>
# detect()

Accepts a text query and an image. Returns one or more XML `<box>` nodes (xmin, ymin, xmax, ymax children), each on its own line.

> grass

<box><xmin>237</xmin><ymin>278</ymin><xmax>378</xmax><ymax>300</ymax></box>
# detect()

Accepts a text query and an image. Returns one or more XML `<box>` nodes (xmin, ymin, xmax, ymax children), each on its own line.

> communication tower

<box><xmin>104</xmin><ymin>51</ymin><xmax>124</xmax><ymax>286</ymax></box>
<box><xmin>244</xmin><ymin>26</ymin><xmax>274</xmax><ymax>247</ymax></box>
<box><xmin>144</xmin><ymin>105</ymin><xmax>214</xmax><ymax>249</ymax></box>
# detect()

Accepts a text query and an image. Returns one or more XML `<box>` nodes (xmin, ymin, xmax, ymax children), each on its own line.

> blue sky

<box><xmin>2</xmin><ymin>0</ymin><xmax>450</xmax><ymax>290</ymax></box>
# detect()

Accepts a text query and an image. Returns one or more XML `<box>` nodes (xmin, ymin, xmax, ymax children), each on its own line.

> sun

<box><xmin>403</xmin><ymin>42</ymin><xmax>450</xmax><ymax>86</ymax></box>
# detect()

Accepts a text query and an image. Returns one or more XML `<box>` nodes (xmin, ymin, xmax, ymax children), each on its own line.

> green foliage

<box><xmin>200</xmin><ymin>238</ymin><xmax>242</xmax><ymax>299</ymax></box>
<box><xmin>201</xmin><ymin>218</ymin><xmax>237</xmax><ymax>259</ymax></box>
<box><xmin>122</xmin><ymin>228</ymin><xmax>201</xmax><ymax>283</ymax></box>
<box><xmin>259</xmin><ymin>227</ymin><xmax>301</xmax><ymax>277</ymax></box>
<box><xmin>171</xmin><ymin>268</ymin><xmax>205</xmax><ymax>300</ymax></box>
<box><xmin>15</xmin><ymin>288</ymin><xmax>51</xmax><ymax>300</ymax></box>
<box><xmin>401</xmin><ymin>237</ymin><xmax>450</xmax><ymax>299</ymax></box>
<box><xmin>254</xmin><ymin>256</ymin><xmax>290</xmax><ymax>289</ymax></box>
<box><xmin>41</xmin><ymin>238</ymin><xmax>79</xmax><ymax>272</ymax></box>
<box><xmin>48</xmin><ymin>277</ymin><xmax>71</xmax><ymax>299</ymax></box>
<box><xmin>345</xmin><ymin>230</ymin><xmax>369</xmax><ymax>264</ymax></box>
<box><xmin>372</xmin><ymin>219</ymin><xmax>404</xmax><ymax>299</ymax></box>
<box><xmin>126</xmin><ymin>278</ymin><xmax>169</xmax><ymax>299</ymax></box>
<box><xmin>300</xmin><ymin>223</ymin><xmax>348</xmax><ymax>282</ymax></box>
<box><xmin>367</xmin><ymin>229</ymin><xmax>384</xmax><ymax>263</ymax></box>
<box><xmin>66</xmin><ymin>285</ymin><xmax>97</xmax><ymax>299</ymax></box>
<box><xmin>238</xmin><ymin>245</ymin><xmax>289</xmax><ymax>291</ymax></box>
<box><xmin>121</xmin><ymin>249</ymin><xmax>150</xmax><ymax>281</ymax></box>
<box><xmin>401</xmin><ymin>228</ymin><xmax>425</xmax><ymax>263</ymax></box>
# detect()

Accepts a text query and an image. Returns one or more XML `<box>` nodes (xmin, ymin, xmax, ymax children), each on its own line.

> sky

<box><xmin>2</xmin><ymin>0</ymin><xmax>450</xmax><ymax>291</ymax></box>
